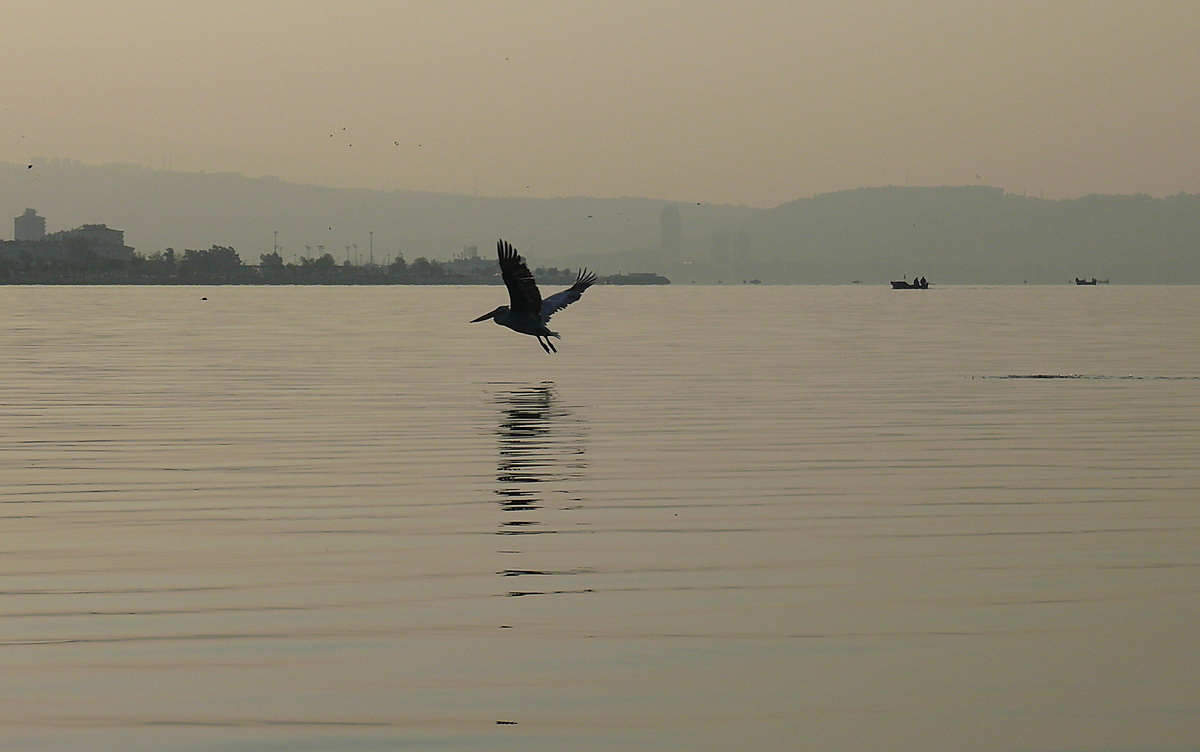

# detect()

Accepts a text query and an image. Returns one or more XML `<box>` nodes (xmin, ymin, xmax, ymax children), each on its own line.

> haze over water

<box><xmin>1</xmin><ymin>285</ymin><xmax>1197</xmax><ymax>751</ymax></box>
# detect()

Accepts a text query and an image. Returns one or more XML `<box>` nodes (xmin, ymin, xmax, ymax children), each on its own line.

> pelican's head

<box><xmin>470</xmin><ymin>305</ymin><xmax>507</xmax><ymax>323</ymax></box>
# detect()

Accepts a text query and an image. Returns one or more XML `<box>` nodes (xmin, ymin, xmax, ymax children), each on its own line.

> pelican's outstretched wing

<box><xmin>541</xmin><ymin>268</ymin><xmax>597</xmax><ymax>321</ymax></box>
<box><xmin>497</xmin><ymin>240</ymin><xmax>542</xmax><ymax>316</ymax></box>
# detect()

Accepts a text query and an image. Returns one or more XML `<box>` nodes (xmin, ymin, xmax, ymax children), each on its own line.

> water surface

<box><xmin>1</xmin><ymin>285</ymin><xmax>1197</xmax><ymax>751</ymax></box>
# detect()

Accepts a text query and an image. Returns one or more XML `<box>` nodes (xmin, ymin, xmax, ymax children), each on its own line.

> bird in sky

<box><xmin>471</xmin><ymin>240</ymin><xmax>597</xmax><ymax>353</ymax></box>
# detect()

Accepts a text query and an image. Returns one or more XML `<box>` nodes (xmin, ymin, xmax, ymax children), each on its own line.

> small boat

<box><xmin>1075</xmin><ymin>277</ymin><xmax>1098</xmax><ymax>285</ymax></box>
<box><xmin>891</xmin><ymin>279</ymin><xmax>929</xmax><ymax>289</ymax></box>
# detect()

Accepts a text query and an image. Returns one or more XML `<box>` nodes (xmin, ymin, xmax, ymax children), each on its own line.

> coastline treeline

<box><xmin>0</xmin><ymin>246</ymin><xmax>585</xmax><ymax>286</ymax></box>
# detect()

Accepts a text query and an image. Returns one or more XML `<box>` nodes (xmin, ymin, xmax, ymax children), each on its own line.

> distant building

<box><xmin>14</xmin><ymin>208</ymin><xmax>45</xmax><ymax>241</ymax></box>
<box><xmin>660</xmin><ymin>204</ymin><xmax>681</xmax><ymax>258</ymax></box>
<box><xmin>711</xmin><ymin>230</ymin><xmax>730</xmax><ymax>268</ymax></box>
<box><xmin>1</xmin><ymin>210</ymin><xmax>134</xmax><ymax>262</ymax></box>
<box><xmin>46</xmin><ymin>224</ymin><xmax>133</xmax><ymax>259</ymax></box>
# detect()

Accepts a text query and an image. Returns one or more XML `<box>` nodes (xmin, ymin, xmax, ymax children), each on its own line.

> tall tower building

<box><xmin>15</xmin><ymin>208</ymin><xmax>45</xmax><ymax>241</ymax></box>
<box><xmin>711</xmin><ymin>230</ymin><xmax>730</xmax><ymax>268</ymax></box>
<box><xmin>660</xmin><ymin>204</ymin><xmax>681</xmax><ymax>258</ymax></box>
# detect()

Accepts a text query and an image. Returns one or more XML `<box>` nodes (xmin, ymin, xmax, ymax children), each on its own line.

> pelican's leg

<box><xmin>537</xmin><ymin>336</ymin><xmax>552</xmax><ymax>353</ymax></box>
<box><xmin>545</xmin><ymin>337</ymin><xmax>557</xmax><ymax>353</ymax></box>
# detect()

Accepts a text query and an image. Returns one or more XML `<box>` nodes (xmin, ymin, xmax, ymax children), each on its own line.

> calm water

<box><xmin>0</xmin><ymin>285</ymin><xmax>1197</xmax><ymax>752</ymax></box>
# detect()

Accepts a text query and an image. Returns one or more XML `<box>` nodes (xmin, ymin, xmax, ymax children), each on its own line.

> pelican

<box><xmin>471</xmin><ymin>240</ymin><xmax>597</xmax><ymax>353</ymax></box>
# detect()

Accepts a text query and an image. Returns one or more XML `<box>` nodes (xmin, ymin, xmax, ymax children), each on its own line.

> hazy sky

<box><xmin>3</xmin><ymin>1</ymin><xmax>1198</xmax><ymax>207</ymax></box>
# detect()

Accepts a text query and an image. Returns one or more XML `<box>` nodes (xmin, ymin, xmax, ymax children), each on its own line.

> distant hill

<box><xmin>1</xmin><ymin>160</ymin><xmax>755</xmax><ymax>273</ymax></box>
<box><xmin>719</xmin><ymin>186</ymin><xmax>1200</xmax><ymax>284</ymax></box>
<box><xmin>5</xmin><ymin>162</ymin><xmax>1197</xmax><ymax>283</ymax></box>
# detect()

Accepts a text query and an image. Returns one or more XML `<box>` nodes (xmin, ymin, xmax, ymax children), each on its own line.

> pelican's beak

<box><xmin>470</xmin><ymin>309</ymin><xmax>497</xmax><ymax>323</ymax></box>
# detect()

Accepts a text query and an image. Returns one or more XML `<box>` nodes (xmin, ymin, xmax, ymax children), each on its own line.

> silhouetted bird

<box><xmin>471</xmin><ymin>240</ymin><xmax>596</xmax><ymax>353</ymax></box>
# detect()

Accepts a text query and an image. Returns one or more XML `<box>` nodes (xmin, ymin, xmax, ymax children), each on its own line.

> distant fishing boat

<box><xmin>1075</xmin><ymin>277</ymin><xmax>1098</xmax><ymax>285</ymax></box>
<box><xmin>892</xmin><ymin>278</ymin><xmax>929</xmax><ymax>289</ymax></box>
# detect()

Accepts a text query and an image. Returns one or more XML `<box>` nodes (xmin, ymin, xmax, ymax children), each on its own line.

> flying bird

<box><xmin>471</xmin><ymin>240</ymin><xmax>597</xmax><ymax>353</ymax></box>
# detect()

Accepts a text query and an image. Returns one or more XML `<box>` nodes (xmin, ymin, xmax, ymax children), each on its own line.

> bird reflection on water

<box><xmin>494</xmin><ymin>381</ymin><xmax>586</xmax><ymax>519</ymax></box>
<box><xmin>492</xmin><ymin>381</ymin><xmax>592</xmax><ymax>595</ymax></box>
